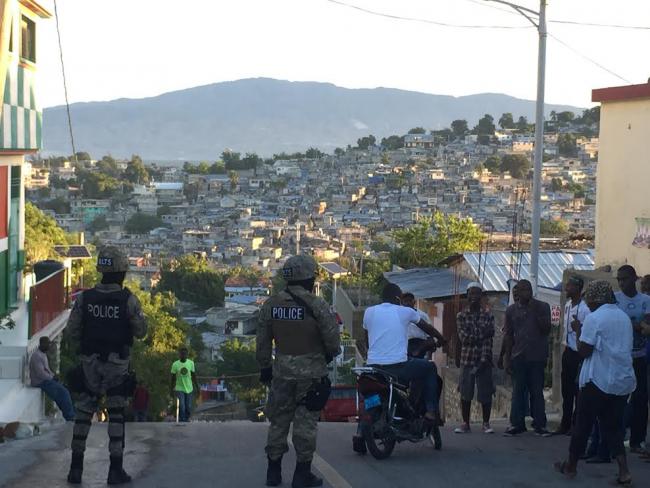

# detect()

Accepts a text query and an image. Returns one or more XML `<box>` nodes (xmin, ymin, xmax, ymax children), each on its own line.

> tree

<box><xmin>476</xmin><ymin>114</ymin><xmax>496</xmax><ymax>136</ymax></box>
<box><xmin>157</xmin><ymin>255</ymin><xmax>226</xmax><ymax>308</ymax></box>
<box><xmin>305</xmin><ymin>147</ymin><xmax>323</xmax><ymax>159</ymax></box>
<box><xmin>334</xmin><ymin>147</ymin><xmax>345</xmax><ymax>157</ymax></box>
<box><xmin>222</xmin><ymin>151</ymin><xmax>241</xmax><ymax>169</ymax></box>
<box><xmin>183</xmin><ymin>183</ymin><xmax>198</xmax><ymax>203</ymax></box>
<box><xmin>556</xmin><ymin>111</ymin><xmax>575</xmax><ymax>126</ymax></box>
<box><xmin>157</xmin><ymin>205</ymin><xmax>172</xmax><ymax>217</ymax></box>
<box><xmin>124</xmin><ymin>155</ymin><xmax>149</xmax><ymax>184</ymax></box>
<box><xmin>196</xmin><ymin>161</ymin><xmax>210</xmax><ymax>174</ymax></box>
<box><xmin>381</xmin><ymin>153</ymin><xmax>390</xmax><ymax>165</ymax></box>
<box><xmin>41</xmin><ymin>197</ymin><xmax>70</xmax><ymax>214</ymax></box>
<box><xmin>97</xmin><ymin>155</ymin><xmax>121</xmax><ymax>178</ymax></box>
<box><xmin>500</xmin><ymin>154</ymin><xmax>531</xmax><ymax>179</ymax></box>
<box><xmin>357</xmin><ymin>135</ymin><xmax>376</xmax><ymax>150</ymax></box>
<box><xmin>499</xmin><ymin>113</ymin><xmax>515</xmax><ymax>130</ymax></box>
<box><xmin>408</xmin><ymin>127</ymin><xmax>426</xmax><ymax>134</ymax></box>
<box><xmin>550</xmin><ymin>177</ymin><xmax>564</xmax><ymax>192</ymax></box>
<box><xmin>25</xmin><ymin>202</ymin><xmax>72</xmax><ymax>267</ymax></box>
<box><xmin>451</xmin><ymin>119</ymin><xmax>469</xmax><ymax>139</ymax></box>
<box><xmin>215</xmin><ymin>339</ymin><xmax>266</xmax><ymax>404</ymax></box>
<box><xmin>557</xmin><ymin>133</ymin><xmax>578</xmax><ymax>157</ymax></box>
<box><xmin>209</xmin><ymin>161</ymin><xmax>226</xmax><ymax>174</ymax></box>
<box><xmin>228</xmin><ymin>266</ymin><xmax>265</xmax><ymax>293</ymax></box>
<box><xmin>484</xmin><ymin>155</ymin><xmax>501</xmax><ymax>173</ymax></box>
<box><xmin>125</xmin><ymin>213</ymin><xmax>165</xmax><ymax>234</ymax></box>
<box><xmin>516</xmin><ymin>116</ymin><xmax>529</xmax><ymax>132</ymax></box>
<box><xmin>87</xmin><ymin>214</ymin><xmax>109</xmax><ymax>233</ymax></box>
<box><xmin>74</xmin><ymin>151</ymin><xmax>91</xmax><ymax>161</ymax></box>
<box><xmin>391</xmin><ymin>211</ymin><xmax>484</xmax><ymax>268</ymax></box>
<box><xmin>577</xmin><ymin>106</ymin><xmax>600</xmax><ymax>126</ymax></box>
<box><xmin>380</xmin><ymin>135</ymin><xmax>404</xmax><ymax>150</ymax></box>
<box><xmin>120</xmin><ymin>286</ymin><xmax>197</xmax><ymax>419</ymax></box>
<box><xmin>76</xmin><ymin>169</ymin><xmax>121</xmax><ymax>199</ymax></box>
<box><xmin>540</xmin><ymin>219</ymin><xmax>569</xmax><ymax>236</ymax></box>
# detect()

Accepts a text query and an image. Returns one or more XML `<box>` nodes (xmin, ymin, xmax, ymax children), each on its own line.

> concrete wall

<box><xmin>595</xmin><ymin>98</ymin><xmax>650</xmax><ymax>275</ymax></box>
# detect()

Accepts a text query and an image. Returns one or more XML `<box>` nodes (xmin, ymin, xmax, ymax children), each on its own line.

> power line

<box><xmin>323</xmin><ymin>0</ymin><xmax>532</xmax><ymax>29</ymax></box>
<box><xmin>548</xmin><ymin>33</ymin><xmax>632</xmax><ymax>84</ymax></box>
<box><xmin>327</xmin><ymin>0</ymin><xmax>650</xmax><ymax>31</ymax></box>
<box><xmin>550</xmin><ymin>19</ymin><xmax>650</xmax><ymax>30</ymax></box>
<box><xmin>465</xmin><ymin>0</ymin><xmax>650</xmax><ymax>30</ymax></box>
<box><xmin>53</xmin><ymin>0</ymin><xmax>77</xmax><ymax>162</ymax></box>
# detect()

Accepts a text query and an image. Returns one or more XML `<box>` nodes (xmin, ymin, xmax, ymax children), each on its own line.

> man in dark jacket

<box><xmin>503</xmin><ymin>279</ymin><xmax>552</xmax><ymax>436</ymax></box>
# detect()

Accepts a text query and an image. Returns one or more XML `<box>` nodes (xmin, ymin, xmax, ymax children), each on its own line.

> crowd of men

<box><xmin>448</xmin><ymin>266</ymin><xmax>649</xmax><ymax>485</ymax></box>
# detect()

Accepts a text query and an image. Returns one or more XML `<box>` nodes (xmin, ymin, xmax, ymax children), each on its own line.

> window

<box><xmin>8</xmin><ymin>21</ymin><xmax>13</xmax><ymax>53</ymax></box>
<box><xmin>20</xmin><ymin>15</ymin><xmax>35</xmax><ymax>63</ymax></box>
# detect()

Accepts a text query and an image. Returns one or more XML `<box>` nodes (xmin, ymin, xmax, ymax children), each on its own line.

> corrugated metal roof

<box><xmin>384</xmin><ymin>268</ymin><xmax>472</xmax><ymax>299</ymax></box>
<box><xmin>463</xmin><ymin>251</ymin><xmax>595</xmax><ymax>292</ymax></box>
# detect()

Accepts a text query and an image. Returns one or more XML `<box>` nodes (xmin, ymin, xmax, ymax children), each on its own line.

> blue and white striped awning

<box><xmin>464</xmin><ymin>250</ymin><xmax>595</xmax><ymax>292</ymax></box>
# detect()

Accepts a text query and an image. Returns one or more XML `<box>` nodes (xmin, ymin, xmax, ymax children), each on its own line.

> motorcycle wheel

<box><xmin>361</xmin><ymin>413</ymin><xmax>396</xmax><ymax>460</ymax></box>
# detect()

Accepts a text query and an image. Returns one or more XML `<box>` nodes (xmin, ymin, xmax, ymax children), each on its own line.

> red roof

<box><xmin>592</xmin><ymin>82</ymin><xmax>650</xmax><ymax>103</ymax></box>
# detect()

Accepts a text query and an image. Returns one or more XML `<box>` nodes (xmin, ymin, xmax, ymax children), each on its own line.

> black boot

<box><xmin>67</xmin><ymin>452</ymin><xmax>84</xmax><ymax>484</ymax></box>
<box><xmin>266</xmin><ymin>456</ymin><xmax>282</xmax><ymax>486</ymax></box>
<box><xmin>107</xmin><ymin>456</ymin><xmax>132</xmax><ymax>485</ymax></box>
<box><xmin>291</xmin><ymin>461</ymin><xmax>323</xmax><ymax>488</ymax></box>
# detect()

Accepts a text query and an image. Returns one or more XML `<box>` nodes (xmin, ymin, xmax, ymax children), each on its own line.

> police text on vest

<box><xmin>272</xmin><ymin>306</ymin><xmax>305</xmax><ymax>320</ymax></box>
<box><xmin>87</xmin><ymin>304</ymin><xmax>120</xmax><ymax>319</ymax></box>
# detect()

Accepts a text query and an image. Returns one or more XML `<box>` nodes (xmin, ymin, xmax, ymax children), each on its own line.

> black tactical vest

<box><xmin>81</xmin><ymin>287</ymin><xmax>133</xmax><ymax>357</ymax></box>
<box><xmin>271</xmin><ymin>291</ymin><xmax>325</xmax><ymax>356</ymax></box>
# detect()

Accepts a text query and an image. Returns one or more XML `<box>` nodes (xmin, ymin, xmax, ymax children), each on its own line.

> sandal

<box><xmin>553</xmin><ymin>461</ymin><xmax>576</xmax><ymax>480</ymax></box>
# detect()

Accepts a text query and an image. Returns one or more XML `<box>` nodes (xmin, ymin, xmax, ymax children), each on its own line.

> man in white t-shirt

<box><xmin>361</xmin><ymin>283</ymin><xmax>443</xmax><ymax>421</ymax></box>
<box><xmin>553</xmin><ymin>276</ymin><xmax>590</xmax><ymax>436</ymax></box>
<box><xmin>555</xmin><ymin>280</ymin><xmax>635</xmax><ymax>484</ymax></box>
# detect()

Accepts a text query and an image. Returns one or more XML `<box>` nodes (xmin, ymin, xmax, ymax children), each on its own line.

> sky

<box><xmin>37</xmin><ymin>0</ymin><xmax>650</xmax><ymax>109</ymax></box>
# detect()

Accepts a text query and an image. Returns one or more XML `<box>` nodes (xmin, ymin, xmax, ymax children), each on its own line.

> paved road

<box><xmin>0</xmin><ymin>419</ymin><xmax>647</xmax><ymax>487</ymax></box>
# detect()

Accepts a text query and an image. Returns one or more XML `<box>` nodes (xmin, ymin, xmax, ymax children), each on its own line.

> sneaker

<box><xmin>454</xmin><ymin>424</ymin><xmax>471</xmax><ymax>434</ymax></box>
<box><xmin>534</xmin><ymin>428</ymin><xmax>552</xmax><ymax>437</ymax></box>
<box><xmin>503</xmin><ymin>426</ymin><xmax>527</xmax><ymax>437</ymax></box>
<box><xmin>483</xmin><ymin>423</ymin><xmax>494</xmax><ymax>434</ymax></box>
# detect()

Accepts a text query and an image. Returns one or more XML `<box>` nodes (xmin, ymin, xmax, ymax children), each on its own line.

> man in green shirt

<box><xmin>169</xmin><ymin>347</ymin><xmax>200</xmax><ymax>422</ymax></box>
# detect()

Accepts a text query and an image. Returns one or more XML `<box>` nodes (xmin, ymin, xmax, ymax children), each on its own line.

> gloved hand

<box><xmin>259</xmin><ymin>367</ymin><xmax>273</xmax><ymax>385</ymax></box>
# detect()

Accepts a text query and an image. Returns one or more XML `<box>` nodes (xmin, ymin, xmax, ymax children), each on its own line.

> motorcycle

<box><xmin>352</xmin><ymin>362</ymin><xmax>443</xmax><ymax>459</ymax></box>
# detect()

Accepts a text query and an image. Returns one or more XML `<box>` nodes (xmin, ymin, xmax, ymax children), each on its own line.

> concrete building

<box><xmin>592</xmin><ymin>81</ymin><xmax>650</xmax><ymax>275</ymax></box>
<box><xmin>0</xmin><ymin>0</ymin><xmax>70</xmax><ymax>425</ymax></box>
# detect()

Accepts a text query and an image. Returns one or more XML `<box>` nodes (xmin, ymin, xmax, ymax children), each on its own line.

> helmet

<box><xmin>96</xmin><ymin>246</ymin><xmax>129</xmax><ymax>273</ymax></box>
<box><xmin>282</xmin><ymin>255</ymin><xmax>317</xmax><ymax>282</ymax></box>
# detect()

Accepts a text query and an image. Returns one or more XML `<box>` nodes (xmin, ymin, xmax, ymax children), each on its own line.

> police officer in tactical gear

<box><xmin>66</xmin><ymin>247</ymin><xmax>147</xmax><ymax>485</ymax></box>
<box><xmin>257</xmin><ymin>255</ymin><xmax>340</xmax><ymax>488</ymax></box>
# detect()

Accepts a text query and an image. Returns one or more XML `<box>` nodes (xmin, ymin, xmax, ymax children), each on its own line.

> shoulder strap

<box><xmin>284</xmin><ymin>288</ymin><xmax>317</xmax><ymax>320</ymax></box>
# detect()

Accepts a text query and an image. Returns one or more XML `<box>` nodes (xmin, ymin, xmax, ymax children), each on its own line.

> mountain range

<box><xmin>42</xmin><ymin>78</ymin><xmax>581</xmax><ymax>159</ymax></box>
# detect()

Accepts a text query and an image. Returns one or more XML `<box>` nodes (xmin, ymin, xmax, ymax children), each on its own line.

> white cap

<box><xmin>466</xmin><ymin>282</ymin><xmax>483</xmax><ymax>292</ymax></box>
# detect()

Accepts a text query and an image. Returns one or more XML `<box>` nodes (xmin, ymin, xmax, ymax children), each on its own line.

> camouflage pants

<box><xmin>265</xmin><ymin>377</ymin><xmax>320</xmax><ymax>463</ymax></box>
<box><xmin>71</xmin><ymin>354</ymin><xmax>129</xmax><ymax>457</ymax></box>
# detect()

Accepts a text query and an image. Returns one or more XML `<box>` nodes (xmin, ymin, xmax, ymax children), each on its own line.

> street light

<box><xmin>485</xmin><ymin>0</ymin><xmax>546</xmax><ymax>292</ymax></box>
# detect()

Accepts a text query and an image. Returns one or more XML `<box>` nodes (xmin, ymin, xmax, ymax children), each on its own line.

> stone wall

<box><xmin>440</xmin><ymin>366</ymin><xmax>512</xmax><ymax>424</ymax></box>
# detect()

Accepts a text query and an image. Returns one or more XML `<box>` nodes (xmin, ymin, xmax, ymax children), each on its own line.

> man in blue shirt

<box><xmin>615</xmin><ymin>265</ymin><xmax>650</xmax><ymax>454</ymax></box>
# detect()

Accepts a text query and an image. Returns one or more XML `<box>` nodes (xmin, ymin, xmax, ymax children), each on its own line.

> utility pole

<box><xmin>530</xmin><ymin>0</ymin><xmax>547</xmax><ymax>293</ymax></box>
<box><xmin>485</xmin><ymin>0</ymin><xmax>546</xmax><ymax>292</ymax></box>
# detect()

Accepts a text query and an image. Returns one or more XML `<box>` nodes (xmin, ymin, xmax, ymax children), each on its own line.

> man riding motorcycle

<box><xmin>358</xmin><ymin>283</ymin><xmax>446</xmax><ymax>422</ymax></box>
